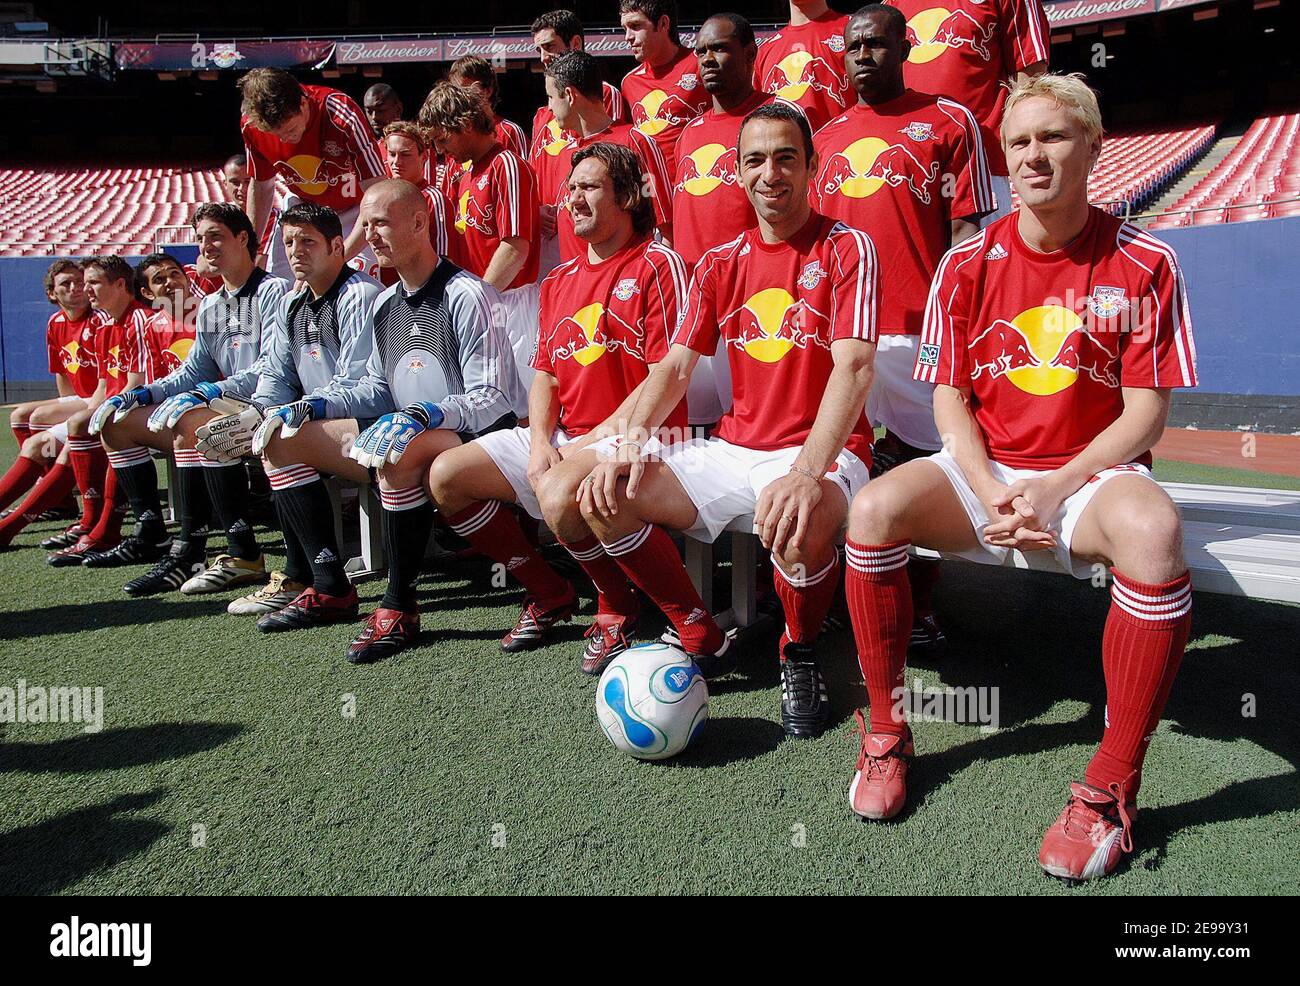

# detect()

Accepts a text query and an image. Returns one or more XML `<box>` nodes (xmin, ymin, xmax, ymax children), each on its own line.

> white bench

<box><xmin>685</xmin><ymin>482</ymin><xmax>1300</xmax><ymax>628</ymax></box>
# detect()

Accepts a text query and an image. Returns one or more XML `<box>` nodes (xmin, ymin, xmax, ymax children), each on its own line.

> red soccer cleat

<box><xmin>347</xmin><ymin>607</ymin><xmax>420</xmax><ymax>664</ymax></box>
<box><xmin>500</xmin><ymin>589</ymin><xmax>577</xmax><ymax>653</ymax></box>
<box><xmin>1039</xmin><ymin>780</ymin><xmax>1136</xmax><ymax>882</ymax></box>
<box><xmin>581</xmin><ymin>611</ymin><xmax>638</xmax><ymax>676</ymax></box>
<box><xmin>848</xmin><ymin>710</ymin><xmax>913</xmax><ymax>820</ymax></box>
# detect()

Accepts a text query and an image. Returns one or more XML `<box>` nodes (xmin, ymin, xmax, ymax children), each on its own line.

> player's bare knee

<box><xmin>848</xmin><ymin>480</ymin><xmax>906</xmax><ymax>543</ymax></box>
<box><xmin>28</xmin><ymin>405</ymin><xmax>61</xmax><ymax>429</ymax></box>
<box><xmin>426</xmin><ymin>455</ymin><xmax>467</xmax><ymax>512</ymax></box>
<box><xmin>1111</xmin><ymin>498</ymin><xmax>1185</xmax><ymax>579</ymax></box>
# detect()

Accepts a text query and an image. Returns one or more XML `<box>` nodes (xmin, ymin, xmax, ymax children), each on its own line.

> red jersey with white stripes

<box><xmin>672</xmin><ymin>90</ymin><xmax>773</xmax><ymax>269</ymax></box>
<box><xmin>183</xmin><ymin>263</ymin><xmax>222</xmax><ymax>297</ymax></box>
<box><xmin>530</xmin><ymin>81</ymin><xmax>629</xmax><ymax>160</ymax></box>
<box><xmin>242</xmin><ymin>85</ymin><xmax>387</xmax><ymax>211</ymax></box>
<box><xmin>130</xmin><ymin>306</ymin><xmax>198</xmax><ymax>382</ymax></box>
<box><xmin>916</xmin><ymin>208</ymin><xmax>1198</xmax><ymax>470</ymax></box>
<box><xmin>531</xmin><ymin>122</ymin><xmax>673</xmax><ymax>265</ymax></box>
<box><xmin>452</xmin><ymin>145</ymin><xmax>540</xmax><ymax>289</ymax></box>
<box><xmin>813</xmin><ymin>91</ymin><xmax>995</xmax><ymax>334</ymax></box>
<box><xmin>887</xmin><ymin>0</ymin><xmax>1050</xmax><ymax>176</ymax></box>
<box><xmin>94</xmin><ymin>301</ymin><xmax>151</xmax><ymax>397</ymax></box>
<box><xmin>622</xmin><ymin>48</ymin><xmax>711</xmax><ymax>179</ymax></box>
<box><xmin>753</xmin><ymin>11</ymin><xmax>851</xmax><ymax>133</ymax></box>
<box><xmin>47</xmin><ymin>307</ymin><xmax>103</xmax><ymax>399</ymax></box>
<box><xmin>676</xmin><ymin>213</ymin><xmax>879</xmax><ymax>461</ymax></box>
<box><xmin>533</xmin><ymin>236</ymin><xmax>689</xmax><ymax>436</ymax></box>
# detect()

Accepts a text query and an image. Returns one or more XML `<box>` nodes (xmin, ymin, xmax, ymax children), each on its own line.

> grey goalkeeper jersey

<box><xmin>146</xmin><ymin>267</ymin><xmax>291</xmax><ymax>403</ymax></box>
<box><xmin>322</xmin><ymin>261</ymin><xmax>527</xmax><ymax>432</ymax></box>
<box><xmin>252</xmin><ymin>267</ymin><xmax>382</xmax><ymax>408</ymax></box>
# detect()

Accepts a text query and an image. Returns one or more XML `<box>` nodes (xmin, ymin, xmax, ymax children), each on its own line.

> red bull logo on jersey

<box><xmin>406</xmin><ymin>356</ymin><xmax>425</xmax><ymax>374</ymax></box>
<box><xmin>104</xmin><ymin>344</ymin><xmax>124</xmax><ymax>380</ymax></box>
<box><xmin>970</xmin><ymin>307</ymin><xmax>1120</xmax><ymax>396</ymax></box>
<box><xmin>820</xmin><ymin>136</ymin><xmax>940</xmax><ymax>204</ymax></box>
<box><xmin>456</xmin><ymin>190</ymin><xmax>496</xmax><ymax>236</ymax></box>
<box><xmin>899</xmin><ymin>121</ymin><xmax>936</xmax><ymax>142</ymax></box>
<box><xmin>274</xmin><ymin>155</ymin><xmax>357</xmax><ymax>198</ymax></box>
<box><xmin>550</xmin><ymin>303</ymin><xmax>608</xmax><ymax>367</ymax></box>
<box><xmin>59</xmin><ymin>340</ymin><xmax>87</xmax><ymax>374</ymax></box>
<box><xmin>632</xmin><ymin>90</ymin><xmax>697</xmax><ymax>137</ymax></box>
<box><xmin>720</xmin><ymin>287</ymin><xmax>830</xmax><ymax>363</ymax></box>
<box><xmin>676</xmin><ymin>143</ymin><xmax>738</xmax><ymax>197</ymax></box>
<box><xmin>1087</xmin><ymin>286</ymin><xmax>1131</xmax><ymax>320</ymax></box>
<box><xmin>763</xmin><ymin>50</ymin><xmax>848</xmax><ymax>111</ymax></box>
<box><xmin>539</xmin><ymin>118</ymin><xmax>573</xmax><ymax>158</ymax></box>
<box><xmin>905</xmin><ymin>7</ymin><xmax>997</xmax><ymax>64</ymax></box>
<box><xmin>162</xmin><ymin>338</ymin><xmax>194</xmax><ymax>373</ymax></box>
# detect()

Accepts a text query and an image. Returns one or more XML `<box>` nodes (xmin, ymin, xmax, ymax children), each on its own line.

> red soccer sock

<box><xmin>559</xmin><ymin>534</ymin><xmax>640</xmax><ymax>617</ymax></box>
<box><xmin>11</xmin><ymin>421</ymin><xmax>32</xmax><ymax>448</ymax></box>
<box><xmin>68</xmin><ymin>438</ymin><xmax>107</xmax><ymax>532</ymax></box>
<box><xmin>0</xmin><ymin>462</ymin><xmax>77</xmax><ymax>546</ymax></box>
<box><xmin>602</xmin><ymin>523</ymin><xmax>722</xmax><ymax>654</ymax></box>
<box><xmin>87</xmin><ymin>466</ymin><xmax>126</xmax><ymax>545</ymax></box>
<box><xmin>0</xmin><ymin>456</ymin><xmax>45</xmax><ymax>514</ymax></box>
<box><xmin>1085</xmin><ymin>570</ymin><xmax>1193</xmax><ymax>802</ymax></box>
<box><xmin>773</xmin><ymin>551</ymin><xmax>840</xmax><ymax>652</ymax></box>
<box><xmin>907</xmin><ymin>555</ymin><xmax>941</xmax><ymax>618</ymax></box>
<box><xmin>445</xmin><ymin>501</ymin><xmax>573</xmax><ymax>608</ymax></box>
<box><xmin>845</xmin><ymin>538</ymin><xmax>913</xmax><ymax>736</ymax></box>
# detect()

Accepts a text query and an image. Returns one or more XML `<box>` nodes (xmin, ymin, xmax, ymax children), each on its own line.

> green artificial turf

<box><xmin>1</xmin><ymin>414</ymin><xmax>1296</xmax><ymax>895</ymax></box>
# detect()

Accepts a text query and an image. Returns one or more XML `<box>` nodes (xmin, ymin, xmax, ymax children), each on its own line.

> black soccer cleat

<box><xmin>908</xmin><ymin>613</ymin><xmax>948</xmax><ymax>658</ymax></box>
<box><xmin>258</xmin><ymin>587</ymin><xmax>360</xmax><ymax>633</ymax></box>
<box><xmin>124</xmin><ymin>550</ymin><xmax>206</xmax><ymax>597</ymax></box>
<box><xmin>682</xmin><ymin>630</ymin><xmax>738</xmax><ymax>680</ymax></box>
<box><xmin>780</xmin><ymin>642</ymin><xmax>831</xmax><ymax>739</ymax></box>
<box><xmin>82</xmin><ymin>535</ymin><xmax>172</xmax><ymax>568</ymax></box>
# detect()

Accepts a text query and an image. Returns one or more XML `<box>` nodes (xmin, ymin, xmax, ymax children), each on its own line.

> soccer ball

<box><xmin>596</xmin><ymin>642</ymin><xmax>709</xmax><ymax>760</ymax></box>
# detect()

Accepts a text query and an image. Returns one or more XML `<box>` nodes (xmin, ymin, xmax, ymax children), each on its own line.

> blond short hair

<box><xmin>383</xmin><ymin>120</ymin><xmax>429</xmax><ymax>153</ymax></box>
<box><xmin>417</xmin><ymin>82</ymin><xmax>494</xmax><ymax>136</ymax></box>
<box><xmin>1002</xmin><ymin>72</ymin><xmax>1104</xmax><ymax>146</ymax></box>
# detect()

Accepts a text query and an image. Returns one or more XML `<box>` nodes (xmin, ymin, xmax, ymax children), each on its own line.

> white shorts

<box><xmin>474</xmin><ymin>424</ymin><xmax>581</xmax><ymax>520</ymax></box>
<box><xmin>980</xmin><ymin>176</ymin><xmax>1013</xmax><ymax>227</ymax></box>
<box><xmin>267</xmin><ymin>196</ymin><xmax>378</xmax><ymax>278</ymax></box>
<box><xmin>47</xmin><ymin>421</ymin><xmax>70</xmax><ymax>445</ymax></box>
<box><xmin>592</xmin><ymin>436</ymin><xmax>869</xmax><ymax>542</ymax></box>
<box><xmin>58</xmin><ymin>394</ymin><xmax>84</xmax><ymax>405</ymax></box>
<box><xmin>501</xmin><ymin>281</ymin><xmax>541</xmax><ymax>398</ymax></box>
<box><xmin>866</xmin><ymin>335</ymin><xmax>941</xmax><ymax>451</ymax></box>
<box><xmin>926</xmin><ymin>447</ymin><xmax>1157</xmax><ymax>579</ymax></box>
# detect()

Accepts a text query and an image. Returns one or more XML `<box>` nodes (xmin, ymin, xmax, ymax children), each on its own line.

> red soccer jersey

<box><xmin>130</xmin><ymin>306</ymin><xmax>197</xmax><ymax>382</ymax></box>
<box><xmin>94</xmin><ymin>301</ymin><xmax>151</xmax><ymax>398</ymax></box>
<box><xmin>452</xmin><ymin>145</ymin><xmax>541</xmax><ymax>290</ymax></box>
<box><xmin>533</xmin><ymin>236</ymin><xmax>689</xmax><ymax>437</ymax></box>
<box><xmin>531</xmin><ymin>122</ymin><xmax>673</xmax><ymax>265</ymax></box>
<box><xmin>813</xmin><ymin>91</ymin><xmax>995</xmax><ymax>335</ymax></box>
<box><xmin>47</xmin><ymin>308</ymin><xmax>103</xmax><ymax>399</ymax></box>
<box><xmin>622</xmin><ymin>48</ymin><xmax>711</xmax><ymax>179</ymax></box>
<box><xmin>753</xmin><ymin>12</ymin><xmax>852</xmax><ymax>134</ymax></box>
<box><xmin>530</xmin><ymin>82</ymin><xmax>629</xmax><ymax>160</ymax></box>
<box><xmin>242</xmin><ymin>84</ymin><xmax>387</xmax><ymax>212</ymax></box>
<box><xmin>888</xmin><ymin>0</ymin><xmax>1050</xmax><ymax>176</ymax></box>
<box><xmin>672</xmin><ymin>90</ymin><xmax>775</xmax><ymax>269</ymax></box>
<box><xmin>183</xmin><ymin>263</ymin><xmax>221</xmax><ymax>297</ymax></box>
<box><xmin>676</xmin><ymin>213</ymin><xmax>879</xmax><ymax>462</ymax></box>
<box><xmin>916</xmin><ymin>208</ymin><xmax>1198</xmax><ymax>470</ymax></box>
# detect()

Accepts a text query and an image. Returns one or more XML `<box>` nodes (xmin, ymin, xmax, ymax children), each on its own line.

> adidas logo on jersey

<box><xmin>985</xmin><ymin>243</ymin><xmax>1008</xmax><ymax>261</ymax></box>
<box><xmin>314</xmin><ymin>548</ymin><xmax>338</xmax><ymax>564</ymax></box>
<box><xmin>228</xmin><ymin>520</ymin><xmax>250</xmax><ymax>533</ymax></box>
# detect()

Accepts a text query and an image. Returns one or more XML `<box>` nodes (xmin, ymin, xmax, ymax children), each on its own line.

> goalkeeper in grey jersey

<box><xmin>88</xmin><ymin>202</ymin><xmax>290</xmax><ymax>598</ymax></box>
<box><xmin>195</xmin><ymin>202</ymin><xmax>382</xmax><ymax>621</ymax></box>
<box><xmin>246</xmin><ymin>179</ymin><xmax>525</xmax><ymax>662</ymax></box>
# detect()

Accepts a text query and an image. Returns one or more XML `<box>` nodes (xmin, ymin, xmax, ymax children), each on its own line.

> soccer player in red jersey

<box><xmin>530</xmin><ymin>9</ymin><xmax>630</xmax><ymax>161</ymax></box>
<box><xmin>887</xmin><ymin>0</ymin><xmax>1049</xmax><ymax>222</ymax></box>
<box><xmin>430</xmin><ymin>143</ymin><xmax>688</xmax><ymax>671</ymax></box>
<box><xmin>0</xmin><ymin>261</ymin><xmax>100</xmax><ymax>538</ymax></box>
<box><xmin>1</xmin><ymin>256</ymin><xmax>150</xmax><ymax>555</ymax></box>
<box><xmin>619</xmin><ymin>0</ymin><xmax>710</xmax><ymax>179</ymax></box>
<box><xmin>754</xmin><ymin>1</ymin><xmax>851</xmax><ymax>133</ymax></box>
<box><xmin>449</xmin><ymin>57</ymin><xmax>529</xmax><ymax>160</ymax></box>
<box><xmin>532</xmin><ymin>51</ymin><xmax>672</xmax><ymax>267</ymax></box>
<box><xmin>844</xmin><ymin>75</ymin><xmax>1198</xmax><ymax>882</ymax></box>
<box><xmin>574</xmin><ymin>103</ymin><xmax>879</xmax><ymax>739</ymax></box>
<box><xmin>814</xmin><ymin>4</ymin><xmax>996</xmax><ymax>652</ymax></box>
<box><xmin>420</xmin><ymin>82</ymin><xmax>542</xmax><ymax>389</ymax></box>
<box><xmin>381</xmin><ymin>121</ymin><xmax>461</xmax><ymax>270</ymax></box>
<box><xmin>239</xmin><ymin>68</ymin><xmax>388</xmax><ymax>275</ymax></box>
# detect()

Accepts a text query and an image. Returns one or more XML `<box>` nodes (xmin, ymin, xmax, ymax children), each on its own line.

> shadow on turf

<box><xmin>667</xmin><ymin>716</ymin><xmax>787</xmax><ymax>768</ymax></box>
<box><xmin>1</xmin><ymin>721</ymin><xmax>245</xmax><ymax>774</ymax></box>
<box><xmin>830</xmin><ymin>564</ymin><xmax>1300</xmax><ymax>857</ymax></box>
<box><xmin>0</xmin><ymin>789</ymin><xmax>171</xmax><ymax>894</ymax></box>
<box><xmin>0</xmin><ymin>595</ymin><xmax>236</xmax><ymax>639</ymax></box>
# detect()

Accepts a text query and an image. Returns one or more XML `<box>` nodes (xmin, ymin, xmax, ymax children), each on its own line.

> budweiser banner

<box><xmin>1044</xmin><ymin>0</ymin><xmax>1158</xmax><ymax>26</ymax></box>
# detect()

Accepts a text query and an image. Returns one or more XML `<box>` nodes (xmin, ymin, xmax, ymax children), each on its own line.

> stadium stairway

<box><xmin>1141</xmin><ymin>133</ymin><xmax>1244</xmax><ymax>223</ymax></box>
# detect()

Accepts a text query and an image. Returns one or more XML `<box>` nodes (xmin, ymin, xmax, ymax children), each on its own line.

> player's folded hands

<box><xmin>527</xmin><ymin>441</ymin><xmax>562</xmax><ymax>489</ymax></box>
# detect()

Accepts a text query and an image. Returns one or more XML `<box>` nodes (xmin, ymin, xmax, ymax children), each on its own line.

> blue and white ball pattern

<box><xmin>596</xmin><ymin>642</ymin><xmax>709</xmax><ymax>760</ymax></box>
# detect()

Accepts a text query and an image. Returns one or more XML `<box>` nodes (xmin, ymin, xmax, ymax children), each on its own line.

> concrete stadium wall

<box><xmin>1</xmin><ymin>223</ymin><xmax>1297</xmax><ymax>427</ymax></box>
